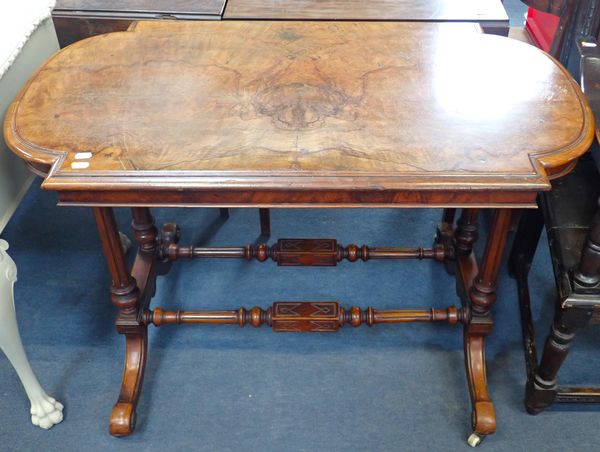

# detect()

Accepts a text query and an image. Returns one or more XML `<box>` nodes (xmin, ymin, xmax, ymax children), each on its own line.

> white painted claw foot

<box><xmin>0</xmin><ymin>239</ymin><xmax>64</xmax><ymax>429</ymax></box>
<box><xmin>31</xmin><ymin>394</ymin><xmax>64</xmax><ymax>429</ymax></box>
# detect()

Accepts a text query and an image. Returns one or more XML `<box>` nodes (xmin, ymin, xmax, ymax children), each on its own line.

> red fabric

<box><xmin>525</xmin><ymin>7</ymin><xmax>560</xmax><ymax>52</ymax></box>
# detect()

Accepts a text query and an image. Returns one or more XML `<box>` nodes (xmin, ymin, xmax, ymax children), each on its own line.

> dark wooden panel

<box><xmin>52</xmin><ymin>0</ymin><xmax>225</xmax><ymax>47</ymax></box>
<box><xmin>224</xmin><ymin>0</ymin><xmax>508</xmax><ymax>22</ymax></box>
<box><xmin>54</xmin><ymin>0</ymin><xmax>226</xmax><ymax>16</ymax></box>
<box><xmin>52</xmin><ymin>17</ymin><xmax>133</xmax><ymax>48</ymax></box>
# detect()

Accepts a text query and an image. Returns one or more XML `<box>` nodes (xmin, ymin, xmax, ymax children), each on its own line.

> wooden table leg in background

<box><xmin>526</xmin><ymin>207</ymin><xmax>600</xmax><ymax>412</ymax></box>
<box><xmin>436</xmin><ymin>208</ymin><xmax>457</xmax><ymax>275</ymax></box>
<box><xmin>455</xmin><ymin>209</ymin><xmax>512</xmax><ymax>446</ymax></box>
<box><xmin>259</xmin><ymin>208</ymin><xmax>271</xmax><ymax>237</ymax></box>
<box><xmin>94</xmin><ymin>207</ymin><xmax>162</xmax><ymax>436</ymax></box>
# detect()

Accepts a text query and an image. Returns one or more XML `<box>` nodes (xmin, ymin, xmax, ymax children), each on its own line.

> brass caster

<box><xmin>467</xmin><ymin>432</ymin><xmax>485</xmax><ymax>448</ymax></box>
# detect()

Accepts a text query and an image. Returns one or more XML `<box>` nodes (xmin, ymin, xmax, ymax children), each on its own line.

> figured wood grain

<box><xmin>224</xmin><ymin>0</ymin><xmax>508</xmax><ymax>22</ymax></box>
<box><xmin>4</xmin><ymin>21</ymin><xmax>594</xmax><ymax>206</ymax></box>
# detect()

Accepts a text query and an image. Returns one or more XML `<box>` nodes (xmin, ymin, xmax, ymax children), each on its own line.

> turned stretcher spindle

<box><xmin>160</xmin><ymin>235</ymin><xmax>446</xmax><ymax>265</ymax></box>
<box><xmin>147</xmin><ymin>303</ymin><xmax>466</xmax><ymax>331</ymax></box>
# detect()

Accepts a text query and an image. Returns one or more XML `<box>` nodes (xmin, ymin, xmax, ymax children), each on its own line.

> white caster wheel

<box><xmin>467</xmin><ymin>433</ymin><xmax>485</xmax><ymax>447</ymax></box>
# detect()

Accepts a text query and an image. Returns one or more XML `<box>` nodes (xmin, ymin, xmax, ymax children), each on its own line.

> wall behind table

<box><xmin>0</xmin><ymin>18</ymin><xmax>59</xmax><ymax>232</ymax></box>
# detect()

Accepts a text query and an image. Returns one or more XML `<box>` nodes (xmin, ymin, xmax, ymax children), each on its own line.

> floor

<box><xmin>2</xmin><ymin>2</ymin><xmax>599</xmax><ymax>451</ymax></box>
<box><xmin>2</xmin><ymin>189</ymin><xmax>599</xmax><ymax>452</ymax></box>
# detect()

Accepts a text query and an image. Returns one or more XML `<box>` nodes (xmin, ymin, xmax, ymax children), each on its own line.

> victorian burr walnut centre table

<box><xmin>4</xmin><ymin>20</ymin><xmax>594</xmax><ymax>444</ymax></box>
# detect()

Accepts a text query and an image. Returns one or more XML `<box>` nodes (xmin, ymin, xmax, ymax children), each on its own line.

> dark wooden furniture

<box><xmin>522</xmin><ymin>0</ymin><xmax>577</xmax><ymax>62</ymax></box>
<box><xmin>522</xmin><ymin>0</ymin><xmax>600</xmax><ymax>68</ymax></box>
<box><xmin>4</xmin><ymin>20</ymin><xmax>593</xmax><ymax>444</ymax></box>
<box><xmin>509</xmin><ymin>0</ymin><xmax>600</xmax><ymax>412</ymax></box>
<box><xmin>52</xmin><ymin>0</ymin><xmax>227</xmax><ymax>47</ymax></box>
<box><xmin>53</xmin><ymin>0</ymin><xmax>510</xmax><ymax>43</ymax></box>
<box><xmin>223</xmin><ymin>0</ymin><xmax>510</xmax><ymax>35</ymax></box>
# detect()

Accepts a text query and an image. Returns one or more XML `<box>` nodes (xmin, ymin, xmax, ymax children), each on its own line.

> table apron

<box><xmin>55</xmin><ymin>189</ymin><xmax>539</xmax><ymax>208</ymax></box>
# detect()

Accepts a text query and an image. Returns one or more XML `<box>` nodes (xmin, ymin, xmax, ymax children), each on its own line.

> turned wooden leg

<box><xmin>508</xmin><ymin>207</ymin><xmax>545</xmax><ymax>382</ymax></box>
<box><xmin>525</xmin><ymin>316</ymin><xmax>576</xmax><ymax>414</ymax></box>
<box><xmin>573</xmin><ymin>205</ymin><xmax>600</xmax><ymax>292</ymax></box>
<box><xmin>524</xmin><ymin>305</ymin><xmax>595</xmax><ymax>412</ymax></box>
<box><xmin>436</xmin><ymin>208</ymin><xmax>457</xmax><ymax>274</ymax></box>
<box><xmin>0</xmin><ymin>240</ymin><xmax>64</xmax><ymax>429</ymax></box>
<box><xmin>463</xmin><ymin>209</ymin><xmax>512</xmax><ymax>446</ymax></box>
<box><xmin>453</xmin><ymin>209</ymin><xmax>480</xmax><ymax>302</ymax></box>
<box><xmin>94</xmin><ymin>207</ymin><xmax>155</xmax><ymax>436</ymax></box>
<box><xmin>442</xmin><ymin>208</ymin><xmax>456</xmax><ymax>225</ymax></box>
<box><xmin>526</xmin><ymin>205</ymin><xmax>600</xmax><ymax>413</ymax></box>
<box><xmin>259</xmin><ymin>208</ymin><xmax>271</xmax><ymax>237</ymax></box>
<box><xmin>455</xmin><ymin>209</ymin><xmax>479</xmax><ymax>256</ymax></box>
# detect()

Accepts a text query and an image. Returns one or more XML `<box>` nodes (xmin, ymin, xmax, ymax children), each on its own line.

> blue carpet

<box><xmin>1</xmin><ymin>183</ymin><xmax>599</xmax><ymax>452</ymax></box>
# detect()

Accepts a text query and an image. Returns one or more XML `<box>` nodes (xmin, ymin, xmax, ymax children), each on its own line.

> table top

<box><xmin>54</xmin><ymin>0</ymin><xmax>226</xmax><ymax>17</ymax></box>
<box><xmin>4</xmin><ymin>21</ymin><xmax>593</xmax><ymax>207</ymax></box>
<box><xmin>223</xmin><ymin>0</ymin><xmax>508</xmax><ymax>22</ymax></box>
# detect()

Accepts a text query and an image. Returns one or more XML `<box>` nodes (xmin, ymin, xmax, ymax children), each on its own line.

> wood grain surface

<box><xmin>4</xmin><ymin>21</ymin><xmax>594</xmax><ymax>205</ymax></box>
<box><xmin>54</xmin><ymin>0</ymin><xmax>226</xmax><ymax>16</ymax></box>
<box><xmin>224</xmin><ymin>0</ymin><xmax>508</xmax><ymax>21</ymax></box>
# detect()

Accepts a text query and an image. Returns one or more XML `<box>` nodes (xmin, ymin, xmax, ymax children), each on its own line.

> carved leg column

<box><xmin>455</xmin><ymin>209</ymin><xmax>479</xmax><ymax>256</ymax></box>
<box><xmin>573</xmin><ymin>206</ymin><xmax>600</xmax><ymax>293</ymax></box>
<box><xmin>436</xmin><ymin>209</ymin><xmax>457</xmax><ymax>274</ymax></box>
<box><xmin>462</xmin><ymin>209</ymin><xmax>512</xmax><ymax>447</ymax></box>
<box><xmin>525</xmin><ymin>314</ymin><xmax>578</xmax><ymax>413</ymax></box>
<box><xmin>454</xmin><ymin>209</ymin><xmax>480</xmax><ymax>302</ymax></box>
<box><xmin>94</xmin><ymin>207</ymin><xmax>154</xmax><ymax>436</ymax></box>
<box><xmin>0</xmin><ymin>240</ymin><xmax>64</xmax><ymax>429</ymax></box>
<box><xmin>526</xmin><ymin>206</ymin><xmax>600</xmax><ymax>412</ymax></box>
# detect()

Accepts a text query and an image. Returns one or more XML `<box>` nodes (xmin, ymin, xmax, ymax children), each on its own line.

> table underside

<box><xmin>94</xmin><ymin>204</ymin><xmax>510</xmax><ymax>445</ymax></box>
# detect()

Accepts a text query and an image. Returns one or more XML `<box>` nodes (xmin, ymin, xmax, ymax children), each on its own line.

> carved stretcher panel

<box><xmin>4</xmin><ymin>21</ymin><xmax>594</xmax><ymax>206</ymax></box>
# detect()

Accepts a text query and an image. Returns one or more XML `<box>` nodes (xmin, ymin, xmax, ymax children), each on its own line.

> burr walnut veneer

<box><xmin>4</xmin><ymin>20</ymin><xmax>594</xmax><ymax>445</ymax></box>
